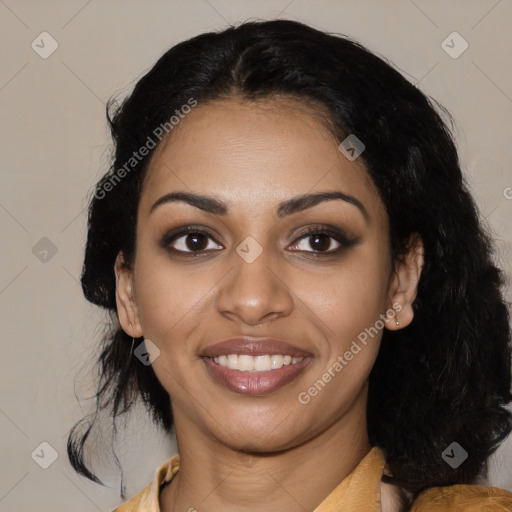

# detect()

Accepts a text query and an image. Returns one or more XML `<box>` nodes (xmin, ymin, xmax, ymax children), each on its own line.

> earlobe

<box><xmin>386</xmin><ymin>233</ymin><xmax>424</xmax><ymax>331</ymax></box>
<box><xmin>114</xmin><ymin>251</ymin><xmax>144</xmax><ymax>338</ymax></box>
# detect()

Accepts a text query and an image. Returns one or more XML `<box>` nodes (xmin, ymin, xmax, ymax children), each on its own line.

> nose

<box><xmin>216</xmin><ymin>242</ymin><xmax>294</xmax><ymax>326</ymax></box>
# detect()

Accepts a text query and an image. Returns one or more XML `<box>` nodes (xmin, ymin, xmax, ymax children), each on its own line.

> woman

<box><xmin>68</xmin><ymin>19</ymin><xmax>512</xmax><ymax>511</ymax></box>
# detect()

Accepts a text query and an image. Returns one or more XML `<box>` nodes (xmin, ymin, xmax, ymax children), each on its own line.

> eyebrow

<box><xmin>149</xmin><ymin>190</ymin><xmax>370</xmax><ymax>223</ymax></box>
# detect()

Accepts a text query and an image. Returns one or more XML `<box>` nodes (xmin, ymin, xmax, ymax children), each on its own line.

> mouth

<box><xmin>201</xmin><ymin>337</ymin><xmax>313</xmax><ymax>395</ymax></box>
<box><xmin>213</xmin><ymin>354</ymin><xmax>304</xmax><ymax>371</ymax></box>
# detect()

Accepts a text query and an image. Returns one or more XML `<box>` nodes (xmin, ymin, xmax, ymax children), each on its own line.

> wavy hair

<box><xmin>67</xmin><ymin>19</ymin><xmax>512</xmax><ymax>508</ymax></box>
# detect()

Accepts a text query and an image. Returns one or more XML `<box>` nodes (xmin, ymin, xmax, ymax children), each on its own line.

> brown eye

<box><xmin>289</xmin><ymin>226</ymin><xmax>358</xmax><ymax>255</ymax></box>
<box><xmin>161</xmin><ymin>227</ymin><xmax>223</xmax><ymax>255</ymax></box>
<box><xmin>295</xmin><ymin>233</ymin><xmax>340</xmax><ymax>252</ymax></box>
<box><xmin>178</xmin><ymin>232</ymin><xmax>210</xmax><ymax>251</ymax></box>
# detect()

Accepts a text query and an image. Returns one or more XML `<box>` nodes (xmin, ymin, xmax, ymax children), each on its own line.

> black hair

<box><xmin>67</xmin><ymin>19</ymin><xmax>512</xmax><ymax>509</ymax></box>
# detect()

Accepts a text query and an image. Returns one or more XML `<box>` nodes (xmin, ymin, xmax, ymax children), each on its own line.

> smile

<box><xmin>213</xmin><ymin>354</ymin><xmax>304</xmax><ymax>372</ymax></box>
<box><xmin>201</xmin><ymin>337</ymin><xmax>313</xmax><ymax>395</ymax></box>
<box><xmin>203</xmin><ymin>355</ymin><xmax>311</xmax><ymax>395</ymax></box>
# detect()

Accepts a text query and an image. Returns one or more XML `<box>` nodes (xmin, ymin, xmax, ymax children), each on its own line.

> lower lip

<box><xmin>203</xmin><ymin>357</ymin><xmax>311</xmax><ymax>395</ymax></box>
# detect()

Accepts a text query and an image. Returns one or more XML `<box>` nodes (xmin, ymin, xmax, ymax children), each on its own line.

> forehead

<box><xmin>139</xmin><ymin>97</ymin><xmax>386</xmax><ymax>224</ymax></box>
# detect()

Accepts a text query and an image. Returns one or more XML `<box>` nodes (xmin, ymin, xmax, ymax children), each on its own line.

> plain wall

<box><xmin>1</xmin><ymin>1</ymin><xmax>511</xmax><ymax>510</ymax></box>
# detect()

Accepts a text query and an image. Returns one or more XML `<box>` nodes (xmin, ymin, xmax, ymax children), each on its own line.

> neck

<box><xmin>160</xmin><ymin>399</ymin><xmax>372</xmax><ymax>512</ymax></box>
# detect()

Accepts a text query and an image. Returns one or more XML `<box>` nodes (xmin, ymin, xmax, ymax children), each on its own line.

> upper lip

<box><xmin>201</xmin><ymin>337</ymin><xmax>313</xmax><ymax>358</ymax></box>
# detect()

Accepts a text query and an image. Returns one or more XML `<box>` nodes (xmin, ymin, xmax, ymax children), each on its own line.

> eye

<box><xmin>161</xmin><ymin>224</ymin><xmax>358</xmax><ymax>257</ymax></box>
<box><xmin>162</xmin><ymin>226</ymin><xmax>223</xmax><ymax>256</ymax></box>
<box><xmin>289</xmin><ymin>226</ymin><xmax>351</xmax><ymax>255</ymax></box>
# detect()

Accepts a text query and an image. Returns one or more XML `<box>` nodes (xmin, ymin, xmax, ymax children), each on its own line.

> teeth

<box><xmin>227</xmin><ymin>354</ymin><xmax>239</xmax><ymax>370</ymax></box>
<box><xmin>238</xmin><ymin>355</ymin><xmax>255</xmax><ymax>371</ymax></box>
<box><xmin>271</xmin><ymin>355</ymin><xmax>284</xmax><ymax>369</ymax></box>
<box><xmin>254</xmin><ymin>355</ymin><xmax>271</xmax><ymax>371</ymax></box>
<box><xmin>212</xmin><ymin>354</ymin><xmax>304</xmax><ymax>372</ymax></box>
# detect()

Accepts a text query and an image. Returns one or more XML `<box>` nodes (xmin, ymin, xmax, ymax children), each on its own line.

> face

<box><xmin>115</xmin><ymin>96</ymin><xmax>422</xmax><ymax>454</ymax></box>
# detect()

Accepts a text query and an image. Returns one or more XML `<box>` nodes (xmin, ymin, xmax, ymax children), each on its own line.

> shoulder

<box><xmin>111</xmin><ymin>454</ymin><xmax>180</xmax><ymax>512</ymax></box>
<box><xmin>410</xmin><ymin>483</ymin><xmax>512</xmax><ymax>512</ymax></box>
<box><xmin>111</xmin><ymin>481</ymin><xmax>153</xmax><ymax>512</ymax></box>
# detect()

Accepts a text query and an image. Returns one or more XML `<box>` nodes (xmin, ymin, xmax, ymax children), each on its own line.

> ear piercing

<box><xmin>129</xmin><ymin>323</ymin><xmax>136</xmax><ymax>358</ymax></box>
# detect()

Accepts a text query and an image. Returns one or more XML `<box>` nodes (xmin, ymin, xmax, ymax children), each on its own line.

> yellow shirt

<box><xmin>112</xmin><ymin>447</ymin><xmax>512</xmax><ymax>511</ymax></box>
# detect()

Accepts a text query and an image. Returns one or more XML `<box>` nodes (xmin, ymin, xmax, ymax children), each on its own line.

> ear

<box><xmin>114</xmin><ymin>251</ymin><xmax>144</xmax><ymax>338</ymax></box>
<box><xmin>385</xmin><ymin>233</ymin><xmax>424</xmax><ymax>331</ymax></box>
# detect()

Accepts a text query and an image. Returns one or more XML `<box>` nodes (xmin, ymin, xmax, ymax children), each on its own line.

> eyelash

<box><xmin>160</xmin><ymin>225</ymin><xmax>358</xmax><ymax>258</ymax></box>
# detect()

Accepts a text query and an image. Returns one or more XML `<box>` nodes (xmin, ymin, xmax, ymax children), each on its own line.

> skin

<box><xmin>114</xmin><ymin>96</ymin><xmax>424</xmax><ymax>512</ymax></box>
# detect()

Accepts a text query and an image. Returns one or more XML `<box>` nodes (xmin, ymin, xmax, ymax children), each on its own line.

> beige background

<box><xmin>1</xmin><ymin>0</ymin><xmax>511</xmax><ymax>510</ymax></box>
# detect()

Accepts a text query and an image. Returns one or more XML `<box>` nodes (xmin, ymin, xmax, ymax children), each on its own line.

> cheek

<box><xmin>306</xmin><ymin>250</ymin><xmax>389</xmax><ymax>334</ymax></box>
<box><xmin>132</xmin><ymin>252</ymin><xmax>214</xmax><ymax>346</ymax></box>
<box><xmin>298</xmin><ymin>285</ymin><xmax>384</xmax><ymax>412</ymax></box>
<box><xmin>302</xmin><ymin>248</ymin><xmax>389</xmax><ymax>380</ymax></box>
<box><xmin>132</xmin><ymin>256</ymin><xmax>214</xmax><ymax>399</ymax></box>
